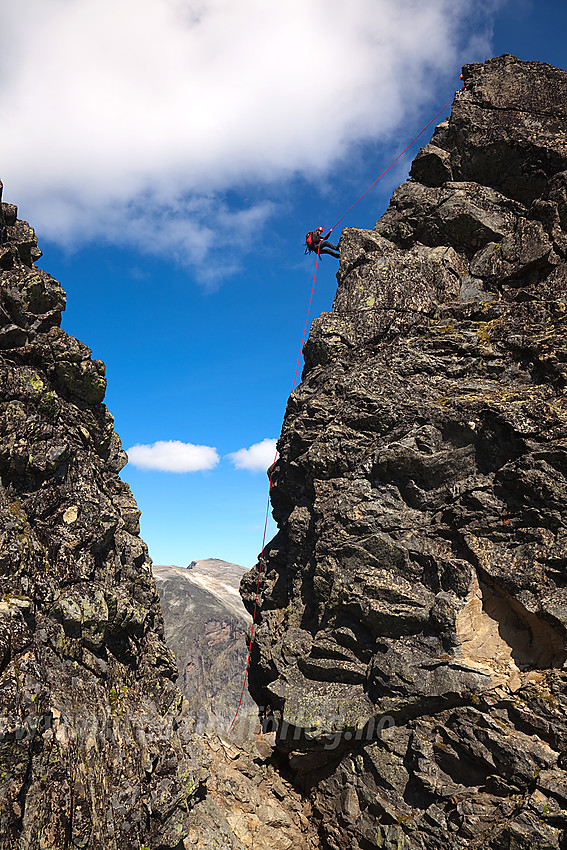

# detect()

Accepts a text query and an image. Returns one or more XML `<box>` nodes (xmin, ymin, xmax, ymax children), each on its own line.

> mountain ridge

<box><xmin>152</xmin><ymin>559</ymin><xmax>254</xmax><ymax>732</ymax></box>
<box><xmin>154</xmin><ymin>559</ymin><xmax>251</xmax><ymax>623</ymax></box>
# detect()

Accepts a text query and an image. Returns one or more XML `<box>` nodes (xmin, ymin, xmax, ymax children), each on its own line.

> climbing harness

<box><xmin>229</xmin><ymin>87</ymin><xmax>462</xmax><ymax>732</ymax></box>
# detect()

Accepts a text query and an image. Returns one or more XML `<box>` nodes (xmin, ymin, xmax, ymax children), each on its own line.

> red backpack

<box><xmin>304</xmin><ymin>231</ymin><xmax>316</xmax><ymax>254</ymax></box>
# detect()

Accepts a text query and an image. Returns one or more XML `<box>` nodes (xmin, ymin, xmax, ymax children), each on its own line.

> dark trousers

<box><xmin>317</xmin><ymin>240</ymin><xmax>340</xmax><ymax>258</ymax></box>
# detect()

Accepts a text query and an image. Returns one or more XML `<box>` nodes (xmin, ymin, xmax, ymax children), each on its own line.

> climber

<box><xmin>305</xmin><ymin>226</ymin><xmax>340</xmax><ymax>259</ymax></box>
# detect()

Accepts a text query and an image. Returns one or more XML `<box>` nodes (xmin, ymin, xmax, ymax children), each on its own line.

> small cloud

<box><xmin>227</xmin><ymin>438</ymin><xmax>278</xmax><ymax>472</ymax></box>
<box><xmin>126</xmin><ymin>440</ymin><xmax>219</xmax><ymax>473</ymax></box>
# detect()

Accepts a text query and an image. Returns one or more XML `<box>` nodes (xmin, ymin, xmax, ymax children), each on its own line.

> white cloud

<box><xmin>228</xmin><ymin>438</ymin><xmax>278</xmax><ymax>472</ymax></box>
<box><xmin>126</xmin><ymin>440</ymin><xmax>219</xmax><ymax>472</ymax></box>
<box><xmin>0</xmin><ymin>0</ymin><xmax>499</xmax><ymax>271</ymax></box>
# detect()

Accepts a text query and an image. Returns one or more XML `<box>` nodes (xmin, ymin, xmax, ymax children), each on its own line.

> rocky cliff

<box><xmin>242</xmin><ymin>55</ymin><xmax>567</xmax><ymax>849</ymax></box>
<box><xmin>0</xmin><ymin>189</ymin><xmax>221</xmax><ymax>848</ymax></box>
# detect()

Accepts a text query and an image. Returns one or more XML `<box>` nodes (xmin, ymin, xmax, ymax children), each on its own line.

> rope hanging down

<box><xmin>228</xmin><ymin>247</ymin><xmax>321</xmax><ymax>732</ymax></box>
<box><xmin>229</xmin><ymin>89</ymin><xmax>461</xmax><ymax>732</ymax></box>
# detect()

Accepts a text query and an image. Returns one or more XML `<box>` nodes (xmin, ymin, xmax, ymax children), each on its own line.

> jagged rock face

<box><xmin>242</xmin><ymin>56</ymin><xmax>567</xmax><ymax>849</ymax></box>
<box><xmin>0</xmin><ymin>189</ymin><xmax>207</xmax><ymax>848</ymax></box>
<box><xmin>199</xmin><ymin>733</ymin><xmax>321</xmax><ymax>850</ymax></box>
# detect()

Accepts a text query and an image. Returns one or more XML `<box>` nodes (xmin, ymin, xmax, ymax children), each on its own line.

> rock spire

<box><xmin>0</xmin><ymin>185</ymin><xmax>207</xmax><ymax>848</ymax></box>
<box><xmin>242</xmin><ymin>55</ymin><xmax>567</xmax><ymax>849</ymax></box>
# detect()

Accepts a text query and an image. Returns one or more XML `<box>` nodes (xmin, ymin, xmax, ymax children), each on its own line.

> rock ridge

<box><xmin>153</xmin><ymin>561</ymin><xmax>254</xmax><ymax>733</ymax></box>
<box><xmin>0</xmin><ymin>186</ymin><xmax>232</xmax><ymax>848</ymax></box>
<box><xmin>242</xmin><ymin>55</ymin><xmax>567</xmax><ymax>849</ymax></box>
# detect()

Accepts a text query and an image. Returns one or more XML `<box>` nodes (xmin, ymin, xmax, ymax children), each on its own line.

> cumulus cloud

<box><xmin>126</xmin><ymin>440</ymin><xmax>219</xmax><ymax>472</ymax></box>
<box><xmin>228</xmin><ymin>438</ymin><xmax>278</xmax><ymax>472</ymax></box>
<box><xmin>0</xmin><ymin>0</ymin><xmax>499</xmax><ymax>271</ymax></box>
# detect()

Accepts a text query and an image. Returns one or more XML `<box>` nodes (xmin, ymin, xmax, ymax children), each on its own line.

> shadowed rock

<box><xmin>242</xmin><ymin>55</ymin><xmax>567</xmax><ymax>850</ymax></box>
<box><xmin>0</xmin><ymin>187</ymin><xmax>246</xmax><ymax>848</ymax></box>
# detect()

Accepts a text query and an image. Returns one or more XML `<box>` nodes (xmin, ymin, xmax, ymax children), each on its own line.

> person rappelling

<box><xmin>305</xmin><ymin>226</ymin><xmax>340</xmax><ymax>259</ymax></box>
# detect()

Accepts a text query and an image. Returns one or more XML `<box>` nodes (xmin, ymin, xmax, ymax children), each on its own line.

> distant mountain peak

<box><xmin>153</xmin><ymin>560</ymin><xmax>251</xmax><ymax>623</ymax></box>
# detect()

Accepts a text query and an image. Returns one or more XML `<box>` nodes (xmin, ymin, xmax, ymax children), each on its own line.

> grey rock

<box><xmin>0</xmin><ymin>186</ymin><xmax>240</xmax><ymax>848</ymax></box>
<box><xmin>410</xmin><ymin>143</ymin><xmax>453</xmax><ymax>187</ymax></box>
<box><xmin>242</xmin><ymin>55</ymin><xmax>567</xmax><ymax>849</ymax></box>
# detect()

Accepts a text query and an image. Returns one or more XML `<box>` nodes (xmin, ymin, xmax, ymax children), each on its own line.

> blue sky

<box><xmin>2</xmin><ymin>0</ymin><xmax>567</xmax><ymax>569</ymax></box>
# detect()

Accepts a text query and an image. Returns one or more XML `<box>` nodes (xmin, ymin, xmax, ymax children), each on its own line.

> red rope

<box><xmin>328</xmin><ymin>91</ymin><xmax>459</xmax><ymax>235</ymax></box>
<box><xmin>229</xmin><ymin>246</ymin><xmax>321</xmax><ymax>731</ymax></box>
<box><xmin>227</xmin><ymin>469</ymin><xmax>274</xmax><ymax>731</ymax></box>
<box><xmin>229</xmin><ymin>88</ymin><xmax>461</xmax><ymax>731</ymax></box>
<box><xmin>291</xmin><ymin>246</ymin><xmax>321</xmax><ymax>390</ymax></box>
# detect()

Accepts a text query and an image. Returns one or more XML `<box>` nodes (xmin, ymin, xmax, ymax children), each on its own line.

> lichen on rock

<box><xmin>0</xmin><ymin>186</ymin><xmax>227</xmax><ymax>848</ymax></box>
<box><xmin>242</xmin><ymin>55</ymin><xmax>567</xmax><ymax>849</ymax></box>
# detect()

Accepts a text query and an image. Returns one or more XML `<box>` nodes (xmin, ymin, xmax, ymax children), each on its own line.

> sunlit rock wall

<box><xmin>0</xmin><ymin>187</ymin><xmax>212</xmax><ymax>849</ymax></box>
<box><xmin>243</xmin><ymin>55</ymin><xmax>567</xmax><ymax>850</ymax></box>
